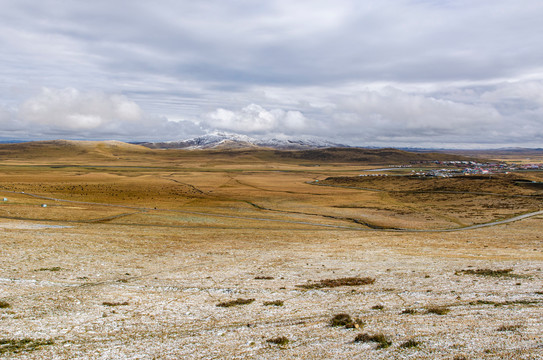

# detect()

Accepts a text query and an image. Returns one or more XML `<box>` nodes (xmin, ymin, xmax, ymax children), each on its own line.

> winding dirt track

<box><xmin>1</xmin><ymin>190</ymin><xmax>542</xmax><ymax>233</ymax></box>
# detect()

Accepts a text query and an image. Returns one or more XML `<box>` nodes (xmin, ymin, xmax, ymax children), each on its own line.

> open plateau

<box><xmin>0</xmin><ymin>140</ymin><xmax>542</xmax><ymax>359</ymax></box>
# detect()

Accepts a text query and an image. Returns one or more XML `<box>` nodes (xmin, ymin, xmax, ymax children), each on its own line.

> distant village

<box><xmin>408</xmin><ymin>160</ymin><xmax>543</xmax><ymax>178</ymax></box>
<box><xmin>360</xmin><ymin>160</ymin><xmax>543</xmax><ymax>178</ymax></box>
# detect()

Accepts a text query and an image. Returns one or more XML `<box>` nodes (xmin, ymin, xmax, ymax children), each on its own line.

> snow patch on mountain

<box><xmin>142</xmin><ymin>132</ymin><xmax>346</xmax><ymax>149</ymax></box>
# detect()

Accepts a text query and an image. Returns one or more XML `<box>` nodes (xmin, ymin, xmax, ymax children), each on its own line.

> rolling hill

<box><xmin>0</xmin><ymin>140</ymin><xmax>472</xmax><ymax>166</ymax></box>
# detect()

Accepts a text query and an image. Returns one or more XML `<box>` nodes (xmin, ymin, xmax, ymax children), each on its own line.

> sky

<box><xmin>1</xmin><ymin>0</ymin><xmax>543</xmax><ymax>148</ymax></box>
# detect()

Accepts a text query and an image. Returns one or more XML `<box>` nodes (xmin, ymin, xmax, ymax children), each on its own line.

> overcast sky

<box><xmin>1</xmin><ymin>0</ymin><xmax>543</xmax><ymax>148</ymax></box>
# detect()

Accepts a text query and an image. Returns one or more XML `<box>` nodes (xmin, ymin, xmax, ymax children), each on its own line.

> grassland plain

<box><xmin>0</xmin><ymin>141</ymin><xmax>542</xmax><ymax>359</ymax></box>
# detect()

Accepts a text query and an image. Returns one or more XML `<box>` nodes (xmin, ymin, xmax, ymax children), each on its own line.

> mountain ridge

<box><xmin>137</xmin><ymin>132</ymin><xmax>346</xmax><ymax>150</ymax></box>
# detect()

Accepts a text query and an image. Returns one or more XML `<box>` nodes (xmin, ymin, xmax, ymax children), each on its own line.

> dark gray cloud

<box><xmin>1</xmin><ymin>0</ymin><xmax>542</xmax><ymax>146</ymax></box>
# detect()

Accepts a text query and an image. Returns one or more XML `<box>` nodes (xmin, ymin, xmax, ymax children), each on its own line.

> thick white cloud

<box><xmin>2</xmin><ymin>82</ymin><xmax>543</xmax><ymax>147</ymax></box>
<box><xmin>1</xmin><ymin>88</ymin><xmax>202</xmax><ymax>141</ymax></box>
<box><xmin>19</xmin><ymin>88</ymin><xmax>142</xmax><ymax>130</ymax></box>
<box><xmin>480</xmin><ymin>81</ymin><xmax>543</xmax><ymax>107</ymax></box>
<box><xmin>335</xmin><ymin>87</ymin><xmax>500</xmax><ymax>134</ymax></box>
<box><xmin>317</xmin><ymin>83</ymin><xmax>543</xmax><ymax>147</ymax></box>
<box><xmin>204</xmin><ymin>104</ymin><xmax>307</xmax><ymax>134</ymax></box>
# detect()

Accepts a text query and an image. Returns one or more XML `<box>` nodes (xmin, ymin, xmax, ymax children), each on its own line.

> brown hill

<box><xmin>0</xmin><ymin>141</ymin><xmax>472</xmax><ymax>166</ymax></box>
<box><xmin>431</xmin><ymin>148</ymin><xmax>543</xmax><ymax>162</ymax></box>
<box><xmin>273</xmin><ymin>147</ymin><xmax>471</xmax><ymax>164</ymax></box>
<box><xmin>0</xmin><ymin>140</ymin><xmax>153</xmax><ymax>163</ymax></box>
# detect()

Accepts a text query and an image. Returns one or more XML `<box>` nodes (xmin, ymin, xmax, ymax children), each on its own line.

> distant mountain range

<box><xmin>137</xmin><ymin>132</ymin><xmax>346</xmax><ymax>150</ymax></box>
<box><xmin>1</xmin><ymin>134</ymin><xmax>542</xmax><ymax>155</ymax></box>
<box><xmin>0</xmin><ymin>139</ymin><xmax>471</xmax><ymax>165</ymax></box>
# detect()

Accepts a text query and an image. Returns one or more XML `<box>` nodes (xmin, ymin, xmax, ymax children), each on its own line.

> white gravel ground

<box><xmin>1</xmin><ymin>219</ymin><xmax>542</xmax><ymax>359</ymax></box>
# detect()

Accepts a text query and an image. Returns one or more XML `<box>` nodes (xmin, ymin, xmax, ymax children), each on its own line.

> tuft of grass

<box><xmin>297</xmin><ymin>276</ymin><xmax>375</xmax><ymax>289</ymax></box>
<box><xmin>0</xmin><ymin>301</ymin><xmax>11</xmax><ymax>309</ymax></box>
<box><xmin>35</xmin><ymin>266</ymin><xmax>62</xmax><ymax>272</ymax></box>
<box><xmin>354</xmin><ymin>333</ymin><xmax>392</xmax><ymax>349</ymax></box>
<box><xmin>468</xmin><ymin>299</ymin><xmax>540</xmax><ymax>307</ymax></box>
<box><xmin>266</xmin><ymin>336</ymin><xmax>289</xmax><ymax>346</ymax></box>
<box><xmin>263</xmin><ymin>300</ymin><xmax>284</xmax><ymax>306</ymax></box>
<box><xmin>426</xmin><ymin>306</ymin><xmax>450</xmax><ymax>315</ymax></box>
<box><xmin>468</xmin><ymin>300</ymin><xmax>499</xmax><ymax>306</ymax></box>
<box><xmin>456</xmin><ymin>268</ymin><xmax>526</xmax><ymax>279</ymax></box>
<box><xmin>217</xmin><ymin>298</ymin><xmax>255</xmax><ymax>308</ymax></box>
<box><xmin>0</xmin><ymin>338</ymin><xmax>54</xmax><ymax>355</ymax></box>
<box><xmin>497</xmin><ymin>324</ymin><xmax>522</xmax><ymax>332</ymax></box>
<box><xmin>400</xmin><ymin>339</ymin><xmax>421</xmax><ymax>348</ymax></box>
<box><xmin>330</xmin><ymin>313</ymin><xmax>364</xmax><ymax>329</ymax></box>
<box><xmin>331</xmin><ymin>313</ymin><xmax>352</xmax><ymax>327</ymax></box>
<box><xmin>255</xmin><ymin>276</ymin><xmax>274</xmax><ymax>280</ymax></box>
<box><xmin>102</xmin><ymin>301</ymin><xmax>129</xmax><ymax>307</ymax></box>
<box><xmin>400</xmin><ymin>308</ymin><xmax>417</xmax><ymax>315</ymax></box>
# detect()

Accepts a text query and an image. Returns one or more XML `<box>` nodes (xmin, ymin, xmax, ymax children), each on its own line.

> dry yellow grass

<box><xmin>0</xmin><ymin>141</ymin><xmax>541</xmax><ymax>359</ymax></box>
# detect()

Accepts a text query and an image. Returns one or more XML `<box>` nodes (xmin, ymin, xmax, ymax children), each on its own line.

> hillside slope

<box><xmin>0</xmin><ymin>140</ymin><xmax>472</xmax><ymax>166</ymax></box>
<box><xmin>274</xmin><ymin>147</ymin><xmax>471</xmax><ymax>164</ymax></box>
<box><xmin>0</xmin><ymin>140</ymin><xmax>153</xmax><ymax>163</ymax></box>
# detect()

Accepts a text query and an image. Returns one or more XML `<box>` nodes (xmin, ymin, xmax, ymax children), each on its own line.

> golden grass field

<box><xmin>0</xmin><ymin>141</ymin><xmax>542</xmax><ymax>359</ymax></box>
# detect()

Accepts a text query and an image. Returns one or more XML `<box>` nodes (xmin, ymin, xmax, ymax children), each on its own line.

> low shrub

<box><xmin>0</xmin><ymin>338</ymin><xmax>54</xmax><ymax>355</ymax></box>
<box><xmin>36</xmin><ymin>267</ymin><xmax>62</xmax><ymax>272</ymax></box>
<box><xmin>354</xmin><ymin>333</ymin><xmax>392</xmax><ymax>349</ymax></box>
<box><xmin>217</xmin><ymin>298</ymin><xmax>255</xmax><ymax>307</ymax></box>
<box><xmin>263</xmin><ymin>300</ymin><xmax>284</xmax><ymax>306</ymax></box>
<box><xmin>456</xmin><ymin>268</ymin><xmax>525</xmax><ymax>278</ymax></box>
<box><xmin>102</xmin><ymin>301</ymin><xmax>129</xmax><ymax>307</ymax></box>
<box><xmin>266</xmin><ymin>336</ymin><xmax>289</xmax><ymax>346</ymax></box>
<box><xmin>0</xmin><ymin>301</ymin><xmax>11</xmax><ymax>309</ymax></box>
<box><xmin>297</xmin><ymin>277</ymin><xmax>375</xmax><ymax>289</ymax></box>
<box><xmin>497</xmin><ymin>324</ymin><xmax>522</xmax><ymax>331</ymax></box>
<box><xmin>426</xmin><ymin>306</ymin><xmax>450</xmax><ymax>315</ymax></box>
<box><xmin>400</xmin><ymin>339</ymin><xmax>421</xmax><ymax>348</ymax></box>
<box><xmin>330</xmin><ymin>313</ymin><xmax>364</xmax><ymax>328</ymax></box>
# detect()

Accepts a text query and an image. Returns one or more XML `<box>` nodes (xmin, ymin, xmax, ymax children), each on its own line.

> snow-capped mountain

<box><xmin>140</xmin><ymin>132</ymin><xmax>346</xmax><ymax>150</ymax></box>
